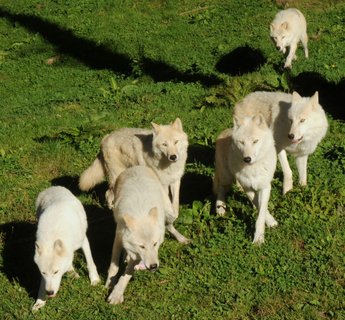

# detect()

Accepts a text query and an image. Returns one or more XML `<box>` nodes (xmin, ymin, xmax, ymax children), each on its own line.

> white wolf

<box><xmin>213</xmin><ymin>115</ymin><xmax>278</xmax><ymax>244</ymax></box>
<box><xmin>79</xmin><ymin>118</ymin><xmax>189</xmax><ymax>244</ymax></box>
<box><xmin>105</xmin><ymin>166</ymin><xmax>175</xmax><ymax>304</ymax></box>
<box><xmin>270</xmin><ymin>8</ymin><xmax>308</xmax><ymax>68</ymax></box>
<box><xmin>234</xmin><ymin>91</ymin><xmax>328</xmax><ymax>194</ymax></box>
<box><xmin>33</xmin><ymin>186</ymin><xmax>100</xmax><ymax>311</ymax></box>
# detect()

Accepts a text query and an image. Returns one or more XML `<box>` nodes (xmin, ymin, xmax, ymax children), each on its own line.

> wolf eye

<box><xmin>253</xmin><ymin>139</ymin><xmax>259</xmax><ymax>144</ymax></box>
<box><xmin>174</xmin><ymin>140</ymin><xmax>179</xmax><ymax>145</ymax></box>
<box><xmin>153</xmin><ymin>242</ymin><xmax>158</xmax><ymax>247</ymax></box>
<box><xmin>42</xmin><ymin>272</ymin><xmax>47</xmax><ymax>275</ymax></box>
<box><xmin>300</xmin><ymin>118</ymin><xmax>305</xmax><ymax>123</ymax></box>
<box><xmin>53</xmin><ymin>270</ymin><xmax>59</xmax><ymax>275</ymax></box>
<box><xmin>239</xmin><ymin>141</ymin><xmax>245</xmax><ymax>145</ymax></box>
<box><xmin>162</xmin><ymin>143</ymin><xmax>168</xmax><ymax>147</ymax></box>
<box><xmin>139</xmin><ymin>245</ymin><xmax>145</xmax><ymax>249</ymax></box>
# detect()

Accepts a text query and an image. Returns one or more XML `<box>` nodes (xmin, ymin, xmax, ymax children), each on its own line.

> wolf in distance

<box><xmin>79</xmin><ymin>118</ymin><xmax>189</xmax><ymax>243</ymax></box>
<box><xmin>213</xmin><ymin>115</ymin><xmax>278</xmax><ymax>244</ymax></box>
<box><xmin>234</xmin><ymin>91</ymin><xmax>328</xmax><ymax>194</ymax></box>
<box><xmin>33</xmin><ymin>186</ymin><xmax>100</xmax><ymax>311</ymax></box>
<box><xmin>270</xmin><ymin>8</ymin><xmax>308</xmax><ymax>68</ymax></box>
<box><xmin>105</xmin><ymin>166</ymin><xmax>175</xmax><ymax>304</ymax></box>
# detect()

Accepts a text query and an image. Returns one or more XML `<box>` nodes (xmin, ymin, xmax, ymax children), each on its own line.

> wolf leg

<box><xmin>278</xmin><ymin>150</ymin><xmax>293</xmax><ymax>194</ymax></box>
<box><xmin>81</xmin><ymin>237</ymin><xmax>100</xmax><ymax>285</ymax></box>
<box><xmin>105</xmin><ymin>232</ymin><xmax>123</xmax><ymax>288</ymax></box>
<box><xmin>169</xmin><ymin>180</ymin><xmax>181</xmax><ymax>217</ymax></box>
<box><xmin>107</xmin><ymin>257</ymin><xmax>137</xmax><ymax>304</ymax></box>
<box><xmin>252</xmin><ymin>186</ymin><xmax>271</xmax><ymax>245</ymax></box>
<box><xmin>32</xmin><ymin>277</ymin><xmax>46</xmax><ymax>311</ymax></box>
<box><xmin>295</xmin><ymin>155</ymin><xmax>308</xmax><ymax>186</ymax></box>
<box><xmin>284</xmin><ymin>43</ymin><xmax>298</xmax><ymax>68</ymax></box>
<box><xmin>301</xmin><ymin>32</ymin><xmax>309</xmax><ymax>58</ymax></box>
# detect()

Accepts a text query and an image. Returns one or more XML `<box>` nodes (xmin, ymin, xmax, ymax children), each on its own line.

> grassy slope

<box><xmin>0</xmin><ymin>0</ymin><xmax>345</xmax><ymax>319</ymax></box>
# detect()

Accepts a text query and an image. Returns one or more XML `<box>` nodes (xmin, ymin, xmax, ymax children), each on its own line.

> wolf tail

<box><xmin>79</xmin><ymin>155</ymin><xmax>105</xmax><ymax>191</ymax></box>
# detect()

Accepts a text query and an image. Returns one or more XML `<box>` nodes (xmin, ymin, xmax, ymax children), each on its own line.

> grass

<box><xmin>1</xmin><ymin>0</ymin><xmax>345</xmax><ymax>319</ymax></box>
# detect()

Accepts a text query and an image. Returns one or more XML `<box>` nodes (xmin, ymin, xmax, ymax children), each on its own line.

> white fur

<box><xmin>33</xmin><ymin>186</ymin><xmax>100</xmax><ymax>311</ymax></box>
<box><xmin>234</xmin><ymin>91</ymin><xmax>328</xmax><ymax>194</ymax></box>
<box><xmin>105</xmin><ymin>166</ymin><xmax>175</xmax><ymax>304</ymax></box>
<box><xmin>270</xmin><ymin>8</ymin><xmax>308</xmax><ymax>68</ymax></box>
<box><xmin>79</xmin><ymin>118</ymin><xmax>189</xmax><ymax>243</ymax></box>
<box><xmin>213</xmin><ymin>115</ymin><xmax>277</xmax><ymax>245</ymax></box>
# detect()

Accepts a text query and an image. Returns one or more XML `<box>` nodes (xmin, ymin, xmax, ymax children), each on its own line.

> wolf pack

<box><xmin>32</xmin><ymin>8</ymin><xmax>329</xmax><ymax>311</ymax></box>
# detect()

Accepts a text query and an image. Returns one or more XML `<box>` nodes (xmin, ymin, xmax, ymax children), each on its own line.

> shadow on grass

<box><xmin>0</xmin><ymin>8</ymin><xmax>221</xmax><ymax>87</ymax></box>
<box><xmin>216</xmin><ymin>46</ymin><xmax>266</xmax><ymax>76</ymax></box>
<box><xmin>180</xmin><ymin>144</ymin><xmax>214</xmax><ymax>205</ymax></box>
<box><xmin>0</xmin><ymin>221</ymin><xmax>39</xmax><ymax>299</ymax></box>
<box><xmin>290</xmin><ymin>72</ymin><xmax>345</xmax><ymax>121</ymax></box>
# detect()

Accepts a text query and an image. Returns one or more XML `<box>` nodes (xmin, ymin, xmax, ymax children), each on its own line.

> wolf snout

<box><xmin>46</xmin><ymin>290</ymin><xmax>55</xmax><ymax>297</ymax></box>
<box><xmin>243</xmin><ymin>156</ymin><xmax>252</xmax><ymax>164</ymax></box>
<box><xmin>168</xmin><ymin>154</ymin><xmax>178</xmax><ymax>162</ymax></box>
<box><xmin>149</xmin><ymin>263</ymin><xmax>158</xmax><ymax>272</ymax></box>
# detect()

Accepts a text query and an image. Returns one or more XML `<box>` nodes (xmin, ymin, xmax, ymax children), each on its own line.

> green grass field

<box><xmin>1</xmin><ymin>0</ymin><xmax>345</xmax><ymax>319</ymax></box>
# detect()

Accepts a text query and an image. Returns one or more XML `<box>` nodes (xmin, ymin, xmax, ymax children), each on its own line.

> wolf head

<box><xmin>34</xmin><ymin>239</ymin><xmax>73</xmax><ymax>297</ymax></box>
<box><xmin>287</xmin><ymin>91</ymin><xmax>319</xmax><ymax>144</ymax></box>
<box><xmin>232</xmin><ymin>114</ymin><xmax>272</xmax><ymax>165</ymax></box>
<box><xmin>121</xmin><ymin>207</ymin><xmax>164</xmax><ymax>271</ymax></box>
<box><xmin>270</xmin><ymin>21</ymin><xmax>292</xmax><ymax>53</ymax></box>
<box><xmin>151</xmin><ymin>118</ymin><xmax>188</xmax><ymax>163</ymax></box>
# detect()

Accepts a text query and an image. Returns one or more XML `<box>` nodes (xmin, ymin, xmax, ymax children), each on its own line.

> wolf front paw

<box><xmin>252</xmin><ymin>233</ymin><xmax>265</xmax><ymax>245</ymax></box>
<box><xmin>216</xmin><ymin>201</ymin><xmax>226</xmax><ymax>216</ymax></box>
<box><xmin>265</xmin><ymin>214</ymin><xmax>278</xmax><ymax>228</ymax></box>
<box><xmin>32</xmin><ymin>299</ymin><xmax>46</xmax><ymax>311</ymax></box>
<box><xmin>108</xmin><ymin>290</ymin><xmax>124</xmax><ymax>305</ymax></box>
<box><xmin>90</xmin><ymin>275</ymin><xmax>101</xmax><ymax>286</ymax></box>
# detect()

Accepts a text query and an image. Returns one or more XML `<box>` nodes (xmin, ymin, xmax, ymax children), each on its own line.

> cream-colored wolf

<box><xmin>105</xmin><ymin>166</ymin><xmax>175</xmax><ymax>304</ymax></box>
<box><xmin>33</xmin><ymin>186</ymin><xmax>100</xmax><ymax>311</ymax></box>
<box><xmin>213</xmin><ymin>115</ymin><xmax>278</xmax><ymax>245</ymax></box>
<box><xmin>79</xmin><ymin>118</ymin><xmax>189</xmax><ymax>243</ymax></box>
<box><xmin>234</xmin><ymin>91</ymin><xmax>328</xmax><ymax>194</ymax></box>
<box><xmin>270</xmin><ymin>8</ymin><xmax>308</xmax><ymax>68</ymax></box>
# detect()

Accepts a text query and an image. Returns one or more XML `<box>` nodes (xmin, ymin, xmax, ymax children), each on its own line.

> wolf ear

<box><xmin>310</xmin><ymin>91</ymin><xmax>319</xmax><ymax>109</ymax></box>
<box><xmin>35</xmin><ymin>242</ymin><xmax>42</xmax><ymax>256</ymax></box>
<box><xmin>171</xmin><ymin>118</ymin><xmax>183</xmax><ymax>131</ymax></box>
<box><xmin>292</xmin><ymin>91</ymin><xmax>302</xmax><ymax>103</ymax></box>
<box><xmin>54</xmin><ymin>239</ymin><xmax>65</xmax><ymax>256</ymax></box>
<box><xmin>148</xmin><ymin>207</ymin><xmax>158</xmax><ymax>222</ymax></box>
<box><xmin>233</xmin><ymin>115</ymin><xmax>242</xmax><ymax>129</ymax></box>
<box><xmin>151</xmin><ymin>122</ymin><xmax>161</xmax><ymax>134</ymax></box>
<box><xmin>123</xmin><ymin>215</ymin><xmax>136</xmax><ymax>230</ymax></box>
<box><xmin>253</xmin><ymin>114</ymin><xmax>266</xmax><ymax>127</ymax></box>
<box><xmin>270</xmin><ymin>23</ymin><xmax>275</xmax><ymax>32</ymax></box>
<box><xmin>281</xmin><ymin>21</ymin><xmax>289</xmax><ymax>30</ymax></box>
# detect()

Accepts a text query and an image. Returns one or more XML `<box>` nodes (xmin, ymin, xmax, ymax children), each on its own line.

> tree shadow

<box><xmin>0</xmin><ymin>8</ymin><xmax>222</xmax><ymax>87</ymax></box>
<box><xmin>216</xmin><ymin>46</ymin><xmax>266</xmax><ymax>76</ymax></box>
<box><xmin>290</xmin><ymin>72</ymin><xmax>345</xmax><ymax>121</ymax></box>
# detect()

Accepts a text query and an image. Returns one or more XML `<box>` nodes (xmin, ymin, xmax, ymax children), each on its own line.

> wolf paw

<box><xmin>32</xmin><ymin>299</ymin><xmax>46</xmax><ymax>311</ymax></box>
<box><xmin>108</xmin><ymin>291</ymin><xmax>124</xmax><ymax>305</ymax></box>
<box><xmin>252</xmin><ymin>233</ymin><xmax>265</xmax><ymax>245</ymax></box>
<box><xmin>265</xmin><ymin>215</ymin><xmax>278</xmax><ymax>228</ymax></box>
<box><xmin>90</xmin><ymin>276</ymin><xmax>101</xmax><ymax>286</ymax></box>
<box><xmin>216</xmin><ymin>202</ymin><xmax>226</xmax><ymax>216</ymax></box>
